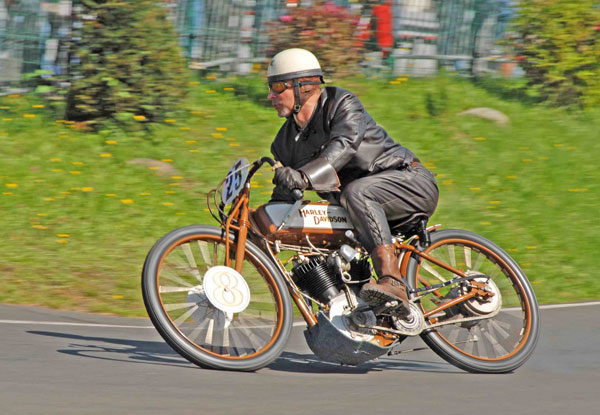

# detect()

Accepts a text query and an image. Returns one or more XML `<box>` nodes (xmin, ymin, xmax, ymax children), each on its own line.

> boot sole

<box><xmin>360</xmin><ymin>286</ymin><xmax>409</xmax><ymax>308</ymax></box>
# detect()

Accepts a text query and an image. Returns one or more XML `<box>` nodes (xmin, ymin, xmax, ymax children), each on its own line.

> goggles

<box><xmin>268</xmin><ymin>81</ymin><xmax>291</xmax><ymax>94</ymax></box>
<box><xmin>268</xmin><ymin>79</ymin><xmax>322</xmax><ymax>94</ymax></box>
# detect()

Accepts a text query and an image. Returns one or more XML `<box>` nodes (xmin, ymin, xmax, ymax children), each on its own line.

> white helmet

<box><xmin>267</xmin><ymin>48</ymin><xmax>323</xmax><ymax>83</ymax></box>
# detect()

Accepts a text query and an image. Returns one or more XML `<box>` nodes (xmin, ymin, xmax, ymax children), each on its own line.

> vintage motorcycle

<box><xmin>142</xmin><ymin>157</ymin><xmax>540</xmax><ymax>372</ymax></box>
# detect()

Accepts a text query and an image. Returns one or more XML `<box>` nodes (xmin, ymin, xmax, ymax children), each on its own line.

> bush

<box><xmin>508</xmin><ymin>0</ymin><xmax>600</xmax><ymax>108</ymax></box>
<box><xmin>266</xmin><ymin>1</ymin><xmax>365</xmax><ymax>79</ymax></box>
<box><xmin>66</xmin><ymin>0</ymin><xmax>189</xmax><ymax>129</ymax></box>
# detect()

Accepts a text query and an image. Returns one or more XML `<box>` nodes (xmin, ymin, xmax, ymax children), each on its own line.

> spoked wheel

<box><xmin>142</xmin><ymin>225</ymin><xmax>292</xmax><ymax>371</ymax></box>
<box><xmin>406</xmin><ymin>229</ymin><xmax>540</xmax><ymax>373</ymax></box>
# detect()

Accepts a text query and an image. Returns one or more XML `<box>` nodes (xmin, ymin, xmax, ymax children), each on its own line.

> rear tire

<box><xmin>142</xmin><ymin>225</ymin><xmax>292</xmax><ymax>371</ymax></box>
<box><xmin>406</xmin><ymin>229</ymin><xmax>540</xmax><ymax>373</ymax></box>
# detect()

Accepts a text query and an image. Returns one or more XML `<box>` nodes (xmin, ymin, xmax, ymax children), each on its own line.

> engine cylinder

<box><xmin>292</xmin><ymin>257</ymin><xmax>340</xmax><ymax>303</ymax></box>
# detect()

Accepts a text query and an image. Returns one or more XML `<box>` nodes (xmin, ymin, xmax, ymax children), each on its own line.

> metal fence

<box><xmin>0</xmin><ymin>0</ymin><xmax>516</xmax><ymax>88</ymax></box>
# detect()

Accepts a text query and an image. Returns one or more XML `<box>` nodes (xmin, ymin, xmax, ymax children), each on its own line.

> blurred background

<box><xmin>0</xmin><ymin>0</ymin><xmax>598</xmax><ymax>316</ymax></box>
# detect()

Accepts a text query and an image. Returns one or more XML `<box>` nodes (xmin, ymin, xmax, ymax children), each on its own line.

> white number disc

<box><xmin>203</xmin><ymin>266</ymin><xmax>251</xmax><ymax>314</ymax></box>
<box><xmin>221</xmin><ymin>158</ymin><xmax>249</xmax><ymax>205</ymax></box>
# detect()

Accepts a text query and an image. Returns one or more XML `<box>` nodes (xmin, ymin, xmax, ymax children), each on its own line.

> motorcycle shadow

<box><xmin>267</xmin><ymin>351</ymin><xmax>461</xmax><ymax>374</ymax></box>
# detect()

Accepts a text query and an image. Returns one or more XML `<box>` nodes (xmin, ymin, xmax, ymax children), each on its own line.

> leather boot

<box><xmin>360</xmin><ymin>244</ymin><xmax>410</xmax><ymax>312</ymax></box>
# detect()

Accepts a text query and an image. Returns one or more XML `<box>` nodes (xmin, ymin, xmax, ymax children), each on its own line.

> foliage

<box><xmin>508</xmin><ymin>0</ymin><xmax>600</xmax><ymax>108</ymax></box>
<box><xmin>66</xmin><ymin>0</ymin><xmax>189</xmax><ymax>129</ymax></box>
<box><xmin>266</xmin><ymin>1</ymin><xmax>365</xmax><ymax>79</ymax></box>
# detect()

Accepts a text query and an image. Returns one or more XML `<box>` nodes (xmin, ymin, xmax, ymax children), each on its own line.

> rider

<box><xmin>267</xmin><ymin>48</ymin><xmax>439</xmax><ymax>312</ymax></box>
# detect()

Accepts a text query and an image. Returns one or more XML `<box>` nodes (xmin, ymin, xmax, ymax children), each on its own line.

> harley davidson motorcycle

<box><xmin>142</xmin><ymin>157</ymin><xmax>540</xmax><ymax>372</ymax></box>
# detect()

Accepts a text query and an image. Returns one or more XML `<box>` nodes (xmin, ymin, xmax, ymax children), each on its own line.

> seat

<box><xmin>389</xmin><ymin>212</ymin><xmax>429</xmax><ymax>238</ymax></box>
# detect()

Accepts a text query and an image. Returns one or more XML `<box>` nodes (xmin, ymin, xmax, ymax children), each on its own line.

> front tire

<box><xmin>406</xmin><ymin>229</ymin><xmax>540</xmax><ymax>373</ymax></box>
<box><xmin>142</xmin><ymin>225</ymin><xmax>292</xmax><ymax>371</ymax></box>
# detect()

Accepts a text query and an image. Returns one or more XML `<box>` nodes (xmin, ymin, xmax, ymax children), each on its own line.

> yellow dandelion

<box><xmin>525</xmin><ymin>246</ymin><xmax>537</xmax><ymax>250</ymax></box>
<box><xmin>568</xmin><ymin>188</ymin><xmax>589</xmax><ymax>192</ymax></box>
<box><xmin>32</xmin><ymin>105</ymin><xmax>45</xmax><ymax>108</ymax></box>
<box><xmin>244</xmin><ymin>149</ymin><xmax>257</xmax><ymax>153</ymax></box>
<box><xmin>59</xmin><ymin>134</ymin><xmax>69</xmax><ymax>139</ymax></box>
<box><xmin>507</xmin><ymin>175</ymin><xmax>517</xmax><ymax>179</ymax></box>
<box><xmin>531</xmin><ymin>280</ymin><xmax>543</xmax><ymax>285</ymax></box>
<box><xmin>211</xmin><ymin>133</ymin><xmax>224</xmax><ymax>138</ymax></box>
<box><xmin>133</xmin><ymin>115</ymin><xmax>146</xmax><ymax>121</ymax></box>
<box><xmin>389</xmin><ymin>81</ymin><xmax>401</xmax><ymax>85</ymax></box>
<box><xmin>105</xmin><ymin>140</ymin><xmax>118</xmax><ymax>145</ymax></box>
<box><xmin>105</xmin><ymin>193</ymin><xmax>117</xmax><ymax>197</ymax></box>
<box><xmin>163</xmin><ymin>202</ymin><xmax>174</xmax><ymax>206</ymax></box>
<box><xmin>56</xmin><ymin>240</ymin><xmax>68</xmax><ymax>244</ymax></box>
<box><xmin>5</xmin><ymin>183</ymin><xmax>18</xmax><ymax>188</ymax></box>
<box><xmin>2</xmin><ymin>118</ymin><xmax>13</xmax><ymax>122</ymax></box>
<box><xmin>442</xmin><ymin>180</ymin><xmax>453</xmax><ymax>185</ymax></box>
<box><xmin>61</xmin><ymin>191</ymin><xmax>72</xmax><ymax>195</ymax></box>
<box><xmin>176</xmin><ymin>212</ymin><xmax>186</xmax><ymax>215</ymax></box>
<box><xmin>489</xmin><ymin>201</ymin><xmax>501</xmax><ymax>204</ymax></box>
<box><xmin>480</xmin><ymin>222</ymin><xmax>492</xmax><ymax>225</ymax></box>
<box><xmin>112</xmin><ymin>295</ymin><xmax>124</xmax><ymax>299</ymax></box>
<box><xmin>2</xmin><ymin>192</ymin><xmax>14</xmax><ymax>195</ymax></box>
<box><xmin>100</xmin><ymin>153</ymin><xmax>112</xmax><ymax>158</ymax></box>
<box><xmin>229</xmin><ymin>143</ymin><xmax>240</xmax><ymax>147</ymax></box>
<box><xmin>51</xmin><ymin>169</ymin><xmax>64</xmax><ymax>173</ymax></box>
<box><xmin>37</xmin><ymin>213</ymin><xmax>48</xmax><ymax>217</ymax></box>
<box><xmin>44</xmin><ymin>197</ymin><xmax>55</xmax><ymax>201</ymax></box>
<box><xmin>32</xmin><ymin>225</ymin><xmax>48</xmax><ymax>229</ymax></box>
<box><xmin>82</xmin><ymin>187</ymin><xmax>94</xmax><ymax>192</ymax></box>
<box><xmin>171</xmin><ymin>176</ymin><xmax>183</xmax><ymax>180</ymax></box>
<box><xmin>205</xmin><ymin>76</ymin><xmax>217</xmax><ymax>80</ymax></box>
<box><xmin>161</xmin><ymin>159</ymin><xmax>173</xmax><ymax>162</ymax></box>
<box><xmin>165</xmin><ymin>119</ymin><xmax>176</xmax><ymax>123</ymax></box>
<box><xmin>169</xmin><ymin>183</ymin><xmax>181</xmax><ymax>186</ymax></box>
<box><xmin>165</xmin><ymin>191</ymin><xmax>176</xmax><ymax>195</ymax></box>
<box><xmin>475</xmin><ymin>137</ymin><xmax>486</xmax><ymax>141</ymax></box>
<box><xmin>148</xmin><ymin>166</ymin><xmax>159</xmax><ymax>170</ymax></box>
<box><xmin>72</xmin><ymin>162</ymin><xmax>84</xmax><ymax>166</ymax></box>
<box><xmin>469</xmin><ymin>187</ymin><xmax>481</xmax><ymax>191</ymax></box>
<box><xmin>188</xmin><ymin>81</ymin><xmax>200</xmax><ymax>85</ymax></box>
<box><xmin>180</xmin><ymin>127</ymin><xmax>190</xmax><ymax>131</ymax></box>
<box><xmin>121</xmin><ymin>199</ymin><xmax>134</xmax><ymax>204</ymax></box>
<box><xmin>223</xmin><ymin>88</ymin><xmax>235</xmax><ymax>91</ymax></box>
<box><xmin>216</xmin><ymin>127</ymin><xmax>228</xmax><ymax>132</ymax></box>
<box><xmin>50</xmin><ymin>158</ymin><xmax>61</xmax><ymax>162</ymax></box>
<box><xmin>69</xmin><ymin>171</ymin><xmax>81</xmax><ymax>175</ymax></box>
<box><xmin>140</xmin><ymin>192</ymin><xmax>151</xmax><ymax>196</ymax></box>
<box><xmin>205</xmin><ymin>90</ymin><xmax>217</xmax><ymax>94</ymax></box>
<box><xmin>189</xmin><ymin>149</ymin><xmax>199</xmax><ymax>153</ymax></box>
<box><xmin>23</xmin><ymin>114</ymin><xmax>36</xmax><ymax>118</ymax></box>
<box><xmin>186</xmin><ymin>140</ymin><xmax>197</xmax><ymax>144</ymax></box>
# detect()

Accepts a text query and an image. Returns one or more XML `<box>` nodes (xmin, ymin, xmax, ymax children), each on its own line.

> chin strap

<box><xmin>292</xmin><ymin>78</ymin><xmax>323</xmax><ymax>114</ymax></box>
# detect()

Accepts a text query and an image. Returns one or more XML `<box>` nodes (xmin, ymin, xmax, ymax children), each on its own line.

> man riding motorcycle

<box><xmin>267</xmin><ymin>48</ymin><xmax>439</xmax><ymax>313</ymax></box>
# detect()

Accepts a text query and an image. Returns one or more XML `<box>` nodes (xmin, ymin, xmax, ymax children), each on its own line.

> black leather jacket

<box><xmin>271</xmin><ymin>86</ymin><xmax>418</xmax><ymax>191</ymax></box>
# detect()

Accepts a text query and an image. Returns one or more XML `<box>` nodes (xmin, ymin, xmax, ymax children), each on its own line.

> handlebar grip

<box><xmin>291</xmin><ymin>189</ymin><xmax>304</xmax><ymax>200</ymax></box>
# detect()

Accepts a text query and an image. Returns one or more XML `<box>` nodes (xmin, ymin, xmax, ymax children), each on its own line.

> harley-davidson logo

<box><xmin>298</xmin><ymin>208</ymin><xmax>348</xmax><ymax>226</ymax></box>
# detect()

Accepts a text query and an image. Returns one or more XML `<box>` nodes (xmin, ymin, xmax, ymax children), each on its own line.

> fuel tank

<box><xmin>251</xmin><ymin>202</ymin><xmax>354</xmax><ymax>248</ymax></box>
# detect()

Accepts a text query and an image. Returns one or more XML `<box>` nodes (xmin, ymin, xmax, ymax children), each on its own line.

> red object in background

<box><xmin>372</xmin><ymin>1</ymin><xmax>393</xmax><ymax>55</ymax></box>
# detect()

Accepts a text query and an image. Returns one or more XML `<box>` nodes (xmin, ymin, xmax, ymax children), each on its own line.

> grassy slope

<box><xmin>0</xmin><ymin>75</ymin><xmax>598</xmax><ymax>316</ymax></box>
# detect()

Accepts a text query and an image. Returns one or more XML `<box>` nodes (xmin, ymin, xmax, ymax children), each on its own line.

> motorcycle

<box><xmin>142</xmin><ymin>157</ymin><xmax>540</xmax><ymax>372</ymax></box>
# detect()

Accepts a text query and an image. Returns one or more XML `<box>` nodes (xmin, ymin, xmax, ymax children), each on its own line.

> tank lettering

<box><xmin>313</xmin><ymin>215</ymin><xmax>348</xmax><ymax>225</ymax></box>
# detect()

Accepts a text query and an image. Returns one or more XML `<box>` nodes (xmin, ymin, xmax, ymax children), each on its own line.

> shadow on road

<box><xmin>267</xmin><ymin>351</ymin><xmax>461</xmax><ymax>374</ymax></box>
<box><xmin>27</xmin><ymin>330</ymin><xmax>460</xmax><ymax>374</ymax></box>
<box><xmin>27</xmin><ymin>330</ymin><xmax>195</xmax><ymax>369</ymax></box>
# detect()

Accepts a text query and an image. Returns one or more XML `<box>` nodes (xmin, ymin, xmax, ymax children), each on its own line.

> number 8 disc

<box><xmin>203</xmin><ymin>266</ymin><xmax>251</xmax><ymax>314</ymax></box>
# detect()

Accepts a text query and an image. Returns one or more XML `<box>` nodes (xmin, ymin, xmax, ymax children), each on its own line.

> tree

<box><xmin>66</xmin><ymin>0</ymin><xmax>189</xmax><ymax>129</ymax></box>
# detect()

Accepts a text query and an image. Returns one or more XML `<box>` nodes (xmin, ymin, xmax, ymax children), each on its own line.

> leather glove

<box><xmin>273</xmin><ymin>167</ymin><xmax>308</xmax><ymax>190</ymax></box>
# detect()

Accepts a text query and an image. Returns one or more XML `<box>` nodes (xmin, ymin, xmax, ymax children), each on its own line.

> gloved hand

<box><xmin>273</xmin><ymin>167</ymin><xmax>308</xmax><ymax>190</ymax></box>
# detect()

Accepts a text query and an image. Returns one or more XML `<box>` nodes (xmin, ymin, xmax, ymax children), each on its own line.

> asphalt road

<box><xmin>1</xmin><ymin>302</ymin><xmax>599</xmax><ymax>415</ymax></box>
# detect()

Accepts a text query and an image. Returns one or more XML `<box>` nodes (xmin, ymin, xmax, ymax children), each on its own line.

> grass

<box><xmin>1</xmin><ymin>74</ymin><xmax>598</xmax><ymax>316</ymax></box>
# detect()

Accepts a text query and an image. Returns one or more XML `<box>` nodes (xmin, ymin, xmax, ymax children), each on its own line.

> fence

<box><xmin>0</xmin><ymin>0</ymin><xmax>516</xmax><ymax>89</ymax></box>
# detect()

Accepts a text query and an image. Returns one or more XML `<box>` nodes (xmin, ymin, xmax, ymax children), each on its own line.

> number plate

<box><xmin>221</xmin><ymin>158</ymin><xmax>250</xmax><ymax>205</ymax></box>
<box><xmin>203</xmin><ymin>266</ymin><xmax>251</xmax><ymax>314</ymax></box>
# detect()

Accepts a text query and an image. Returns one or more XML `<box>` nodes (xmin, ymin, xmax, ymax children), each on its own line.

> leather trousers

<box><xmin>339</xmin><ymin>165</ymin><xmax>439</xmax><ymax>253</ymax></box>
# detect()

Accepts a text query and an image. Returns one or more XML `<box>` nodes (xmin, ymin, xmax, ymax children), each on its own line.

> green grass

<box><xmin>1</xmin><ymin>74</ymin><xmax>598</xmax><ymax>316</ymax></box>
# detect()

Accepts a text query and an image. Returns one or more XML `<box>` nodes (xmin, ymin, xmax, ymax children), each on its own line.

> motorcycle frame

<box><xmin>220</xmin><ymin>182</ymin><xmax>487</xmax><ymax>330</ymax></box>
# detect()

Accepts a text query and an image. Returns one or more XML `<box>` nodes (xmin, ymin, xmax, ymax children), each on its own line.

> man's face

<box><xmin>268</xmin><ymin>80</ymin><xmax>295</xmax><ymax>118</ymax></box>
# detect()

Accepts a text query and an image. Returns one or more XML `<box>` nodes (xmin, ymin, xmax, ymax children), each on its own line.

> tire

<box><xmin>142</xmin><ymin>225</ymin><xmax>292</xmax><ymax>371</ymax></box>
<box><xmin>406</xmin><ymin>229</ymin><xmax>540</xmax><ymax>373</ymax></box>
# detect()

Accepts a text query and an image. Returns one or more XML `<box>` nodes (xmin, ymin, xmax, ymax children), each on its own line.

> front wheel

<box><xmin>406</xmin><ymin>229</ymin><xmax>540</xmax><ymax>373</ymax></box>
<box><xmin>142</xmin><ymin>225</ymin><xmax>292</xmax><ymax>371</ymax></box>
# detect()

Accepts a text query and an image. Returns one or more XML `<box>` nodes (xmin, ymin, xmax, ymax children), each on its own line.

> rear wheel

<box><xmin>406</xmin><ymin>229</ymin><xmax>540</xmax><ymax>373</ymax></box>
<box><xmin>142</xmin><ymin>225</ymin><xmax>292</xmax><ymax>371</ymax></box>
